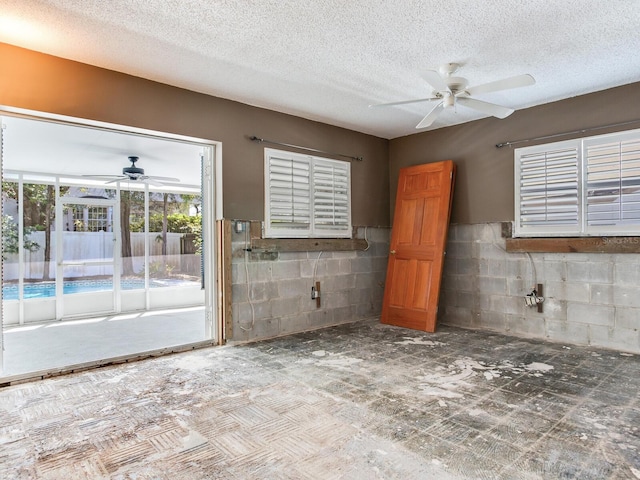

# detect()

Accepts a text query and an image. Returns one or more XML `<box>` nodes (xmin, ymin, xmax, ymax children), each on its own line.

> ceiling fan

<box><xmin>370</xmin><ymin>63</ymin><xmax>535</xmax><ymax>129</ymax></box>
<box><xmin>84</xmin><ymin>156</ymin><xmax>180</xmax><ymax>186</ymax></box>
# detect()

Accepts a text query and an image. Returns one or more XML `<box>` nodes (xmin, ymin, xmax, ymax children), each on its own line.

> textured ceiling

<box><xmin>1</xmin><ymin>0</ymin><xmax>640</xmax><ymax>139</ymax></box>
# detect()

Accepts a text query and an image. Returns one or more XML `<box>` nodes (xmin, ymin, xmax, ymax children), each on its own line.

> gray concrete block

<box><xmin>477</xmin><ymin>242</ymin><xmax>505</xmax><ymax>260</ymax></box>
<box><xmin>506</xmin><ymin>314</ymin><xmax>546</xmax><ymax>338</ymax></box>
<box><xmin>278</xmin><ymin>279</ymin><xmax>312</xmax><ymax>299</ymax></box>
<box><xmin>246</xmin><ymin>317</ymin><xmax>281</xmax><ymax>342</ymax></box>
<box><xmin>589</xmin><ymin>284</ymin><xmax>614</xmax><ymax>305</ymax></box>
<box><xmin>323</xmin><ymin>291</ymin><xmax>350</xmax><ymax>309</ymax></box>
<box><xmin>589</xmin><ymin>325</ymin><xmax>640</xmax><ymax>352</ymax></box>
<box><xmin>477</xmin><ymin>276</ymin><xmax>507</xmax><ymax>295</ymax></box>
<box><xmin>565</xmin><ymin>283</ymin><xmax>590</xmax><ymax>303</ymax></box>
<box><xmin>334</xmin><ymin>305</ymin><xmax>358</xmax><ymax>323</ymax></box>
<box><xmin>613</xmin><ymin>286</ymin><xmax>640</xmax><ymax>308</ymax></box>
<box><xmin>455</xmin><ymin>290</ymin><xmax>477</xmax><ymax>310</ymax></box>
<box><xmin>567</xmin><ymin>303</ymin><xmax>614</xmax><ymax>326</ymax></box>
<box><xmin>349</xmin><ymin>287</ymin><xmax>372</xmax><ymax>306</ymax></box>
<box><xmin>310</xmin><ymin>309</ymin><xmax>334</xmax><ymax>327</ymax></box>
<box><xmin>456</xmin><ymin>274</ymin><xmax>475</xmax><ymax>292</ymax></box>
<box><xmin>567</xmin><ymin>261</ymin><xmax>613</xmax><ymax>283</ymax></box>
<box><xmin>246</xmin><ymin>262</ymin><xmax>273</xmax><ymax>282</ymax></box>
<box><xmin>271</xmin><ymin>297</ymin><xmax>302</xmax><ymax>318</ymax></box>
<box><xmin>271</xmin><ymin>261</ymin><xmax>301</xmax><ymax>280</ymax></box>
<box><xmin>540</xmin><ymin>261</ymin><xmax>566</xmax><ymax>282</ymax></box>
<box><xmin>545</xmin><ymin>320</ymin><xmax>590</xmax><ymax>345</ymax></box>
<box><xmin>232</xmin><ymin>283</ymin><xmax>248</xmax><ymax>302</ymax></box>
<box><xmin>615</xmin><ymin>307</ymin><xmax>640</xmax><ymax>330</ymax></box>
<box><xmin>477</xmin><ymin>311</ymin><xmax>507</xmax><ymax>332</ymax></box>
<box><xmin>278</xmin><ymin>313</ymin><xmax>311</xmax><ymax>335</ymax></box>
<box><xmin>506</xmin><ymin>258</ymin><xmax>528</xmax><ymax>279</ymax></box>
<box><xmin>488</xmin><ymin>259</ymin><xmax>507</xmax><ymax>277</ymax></box>
<box><xmin>544</xmin><ymin>281</ymin><xmax>566</xmax><ymax>302</ymax></box>
<box><xmin>440</xmin><ymin>306</ymin><xmax>474</xmax><ymax>327</ymax></box>
<box><xmin>356</xmin><ymin>302</ymin><xmax>377</xmax><ymax>318</ymax></box>
<box><xmin>614</xmin><ymin>261</ymin><xmax>640</xmax><ymax>285</ymax></box>
<box><xmin>457</xmin><ymin>258</ymin><xmax>479</xmax><ymax>275</ymax></box>
<box><xmin>507</xmin><ymin>277</ymin><xmax>527</xmax><ymax>297</ymax></box>
<box><xmin>320</xmin><ymin>274</ymin><xmax>355</xmax><ymax>293</ymax></box>
<box><xmin>351</xmin><ymin>257</ymin><xmax>373</xmax><ymax>273</ymax></box>
<box><xmin>372</xmin><ymin>257</ymin><xmax>388</xmax><ymax>273</ymax></box>
<box><xmin>534</xmin><ymin>297</ymin><xmax>566</xmax><ymax>321</ymax></box>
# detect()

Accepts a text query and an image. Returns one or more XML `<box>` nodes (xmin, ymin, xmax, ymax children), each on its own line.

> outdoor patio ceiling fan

<box><xmin>84</xmin><ymin>156</ymin><xmax>180</xmax><ymax>186</ymax></box>
<box><xmin>370</xmin><ymin>63</ymin><xmax>536</xmax><ymax>129</ymax></box>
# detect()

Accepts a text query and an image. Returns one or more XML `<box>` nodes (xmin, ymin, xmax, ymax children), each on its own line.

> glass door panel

<box><xmin>59</xmin><ymin>199</ymin><xmax>117</xmax><ymax>317</ymax></box>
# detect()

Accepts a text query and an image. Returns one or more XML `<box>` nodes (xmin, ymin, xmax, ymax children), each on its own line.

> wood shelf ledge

<box><xmin>506</xmin><ymin>236</ymin><xmax>640</xmax><ymax>254</ymax></box>
<box><xmin>251</xmin><ymin>237</ymin><xmax>368</xmax><ymax>253</ymax></box>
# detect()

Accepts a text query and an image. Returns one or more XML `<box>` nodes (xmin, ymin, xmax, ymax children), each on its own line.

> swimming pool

<box><xmin>2</xmin><ymin>278</ymin><xmax>200</xmax><ymax>300</ymax></box>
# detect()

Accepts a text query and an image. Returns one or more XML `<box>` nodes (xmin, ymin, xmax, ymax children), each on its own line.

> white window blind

<box><xmin>515</xmin><ymin>128</ymin><xmax>640</xmax><ymax>237</ymax></box>
<box><xmin>264</xmin><ymin>148</ymin><xmax>351</xmax><ymax>238</ymax></box>
<box><xmin>585</xmin><ymin>136</ymin><xmax>640</xmax><ymax>230</ymax></box>
<box><xmin>516</xmin><ymin>142</ymin><xmax>580</xmax><ymax>236</ymax></box>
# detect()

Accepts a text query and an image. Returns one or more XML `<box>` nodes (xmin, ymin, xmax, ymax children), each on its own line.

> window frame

<box><xmin>264</xmin><ymin>148</ymin><xmax>352</xmax><ymax>239</ymax></box>
<box><xmin>514</xmin><ymin>128</ymin><xmax>640</xmax><ymax>237</ymax></box>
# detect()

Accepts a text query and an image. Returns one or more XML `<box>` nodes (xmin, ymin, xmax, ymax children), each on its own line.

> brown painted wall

<box><xmin>389</xmin><ymin>82</ymin><xmax>640</xmax><ymax>224</ymax></box>
<box><xmin>0</xmin><ymin>43</ymin><xmax>390</xmax><ymax>226</ymax></box>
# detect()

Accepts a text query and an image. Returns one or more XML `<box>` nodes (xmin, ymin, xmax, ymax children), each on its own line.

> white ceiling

<box><xmin>1</xmin><ymin>1</ymin><xmax>640</xmax><ymax>139</ymax></box>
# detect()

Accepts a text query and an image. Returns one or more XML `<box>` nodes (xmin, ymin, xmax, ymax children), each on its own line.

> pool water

<box><xmin>2</xmin><ymin>278</ymin><xmax>198</xmax><ymax>300</ymax></box>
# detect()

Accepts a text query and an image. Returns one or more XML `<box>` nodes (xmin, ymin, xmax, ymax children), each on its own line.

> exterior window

<box><xmin>515</xmin><ymin>129</ymin><xmax>640</xmax><ymax>237</ymax></box>
<box><xmin>264</xmin><ymin>148</ymin><xmax>351</xmax><ymax>238</ymax></box>
<box><xmin>71</xmin><ymin>205</ymin><xmax>113</xmax><ymax>232</ymax></box>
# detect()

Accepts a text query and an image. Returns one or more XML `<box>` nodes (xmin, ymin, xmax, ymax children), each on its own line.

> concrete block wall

<box><xmin>230</xmin><ymin>226</ymin><xmax>390</xmax><ymax>342</ymax></box>
<box><xmin>440</xmin><ymin>223</ymin><xmax>640</xmax><ymax>353</ymax></box>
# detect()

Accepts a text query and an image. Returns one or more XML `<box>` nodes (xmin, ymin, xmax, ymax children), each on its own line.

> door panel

<box><xmin>59</xmin><ymin>200</ymin><xmax>117</xmax><ymax>318</ymax></box>
<box><xmin>381</xmin><ymin>160</ymin><xmax>455</xmax><ymax>332</ymax></box>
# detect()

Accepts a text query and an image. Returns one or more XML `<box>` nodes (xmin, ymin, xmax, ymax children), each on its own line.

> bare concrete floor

<box><xmin>1</xmin><ymin>318</ymin><xmax>638</xmax><ymax>479</ymax></box>
<box><xmin>1</xmin><ymin>306</ymin><xmax>207</xmax><ymax>379</ymax></box>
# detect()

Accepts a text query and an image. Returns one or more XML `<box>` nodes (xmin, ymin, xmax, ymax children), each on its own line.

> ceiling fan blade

<box><xmin>370</xmin><ymin>97</ymin><xmax>437</xmax><ymax>108</ymax></box>
<box><xmin>82</xmin><ymin>174</ymin><xmax>124</xmax><ymax>180</ymax></box>
<box><xmin>423</xmin><ymin>70</ymin><xmax>450</xmax><ymax>93</ymax></box>
<box><xmin>142</xmin><ymin>178</ymin><xmax>165</xmax><ymax>187</ymax></box>
<box><xmin>105</xmin><ymin>177</ymin><xmax>127</xmax><ymax>184</ymax></box>
<box><xmin>457</xmin><ymin>97</ymin><xmax>514</xmax><ymax>119</ymax></box>
<box><xmin>146</xmin><ymin>175</ymin><xmax>181</xmax><ymax>182</ymax></box>
<box><xmin>466</xmin><ymin>74</ymin><xmax>535</xmax><ymax>96</ymax></box>
<box><xmin>416</xmin><ymin>102</ymin><xmax>444</xmax><ymax>129</ymax></box>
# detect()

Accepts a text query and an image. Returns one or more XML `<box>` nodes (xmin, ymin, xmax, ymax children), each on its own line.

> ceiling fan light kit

<box><xmin>371</xmin><ymin>62</ymin><xmax>536</xmax><ymax>129</ymax></box>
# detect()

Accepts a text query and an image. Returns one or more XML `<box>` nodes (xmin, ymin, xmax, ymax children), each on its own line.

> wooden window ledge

<box><xmin>506</xmin><ymin>237</ymin><xmax>640</xmax><ymax>254</ymax></box>
<box><xmin>246</xmin><ymin>221</ymin><xmax>368</xmax><ymax>252</ymax></box>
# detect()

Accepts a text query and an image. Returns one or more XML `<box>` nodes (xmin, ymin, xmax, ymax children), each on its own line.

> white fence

<box><xmin>3</xmin><ymin>231</ymin><xmax>189</xmax><ymax>281</ymax></box>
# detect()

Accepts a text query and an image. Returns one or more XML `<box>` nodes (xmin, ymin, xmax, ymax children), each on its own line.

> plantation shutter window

<box><xmin>515</xmin><ymin>142</ymin><xmax>580</xmax><ymax>236</ymax></box>
<box><xmin>514</xmin><ymin>128</ymin><xmax>640</xmax><ymax>237</ymax></box>
<box><xmin>264</xmin><ymin>148</ymin><xmax>352</xmax><ymax>238</ymax></box>
<box><xmin>313</xmin><ymin>160</ymin><xmax>351</xmax><ymax>236</ymax></box>
<box><xmin>585</xmin><ymin>135</ymin><xmax>640</xmax><ymax>232</ymax></box>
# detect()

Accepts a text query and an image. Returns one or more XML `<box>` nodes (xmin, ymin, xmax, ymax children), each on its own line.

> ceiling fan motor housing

<box><xmin>123</xmin><ymin>155</ymin><xmax>144</xmax><ymax>176</ymax></box>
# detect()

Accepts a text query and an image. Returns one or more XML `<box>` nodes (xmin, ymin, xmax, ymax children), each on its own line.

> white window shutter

<box><xmin>264</xmin><ymin>149</ymin><xmax>352</xmax><ymax>238</ymax></box>
<box><xmin>312</xmin><ymin>159</ymin><xmax>351</xmax><ymax>237</ymax></box>
<box><xmin>265</xmin><ymin>150</ymin><xmax>311</xmax><ymax>237</ymax></box>
<box><xmin>585</xmin><ymin>134</ymin><xmax>640</xmax><ymax>234</ymax></box>
<box><xmin>515</xmin><ymin>142</ymin><xmax>580</xmax><ymax>236</ymax></box>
